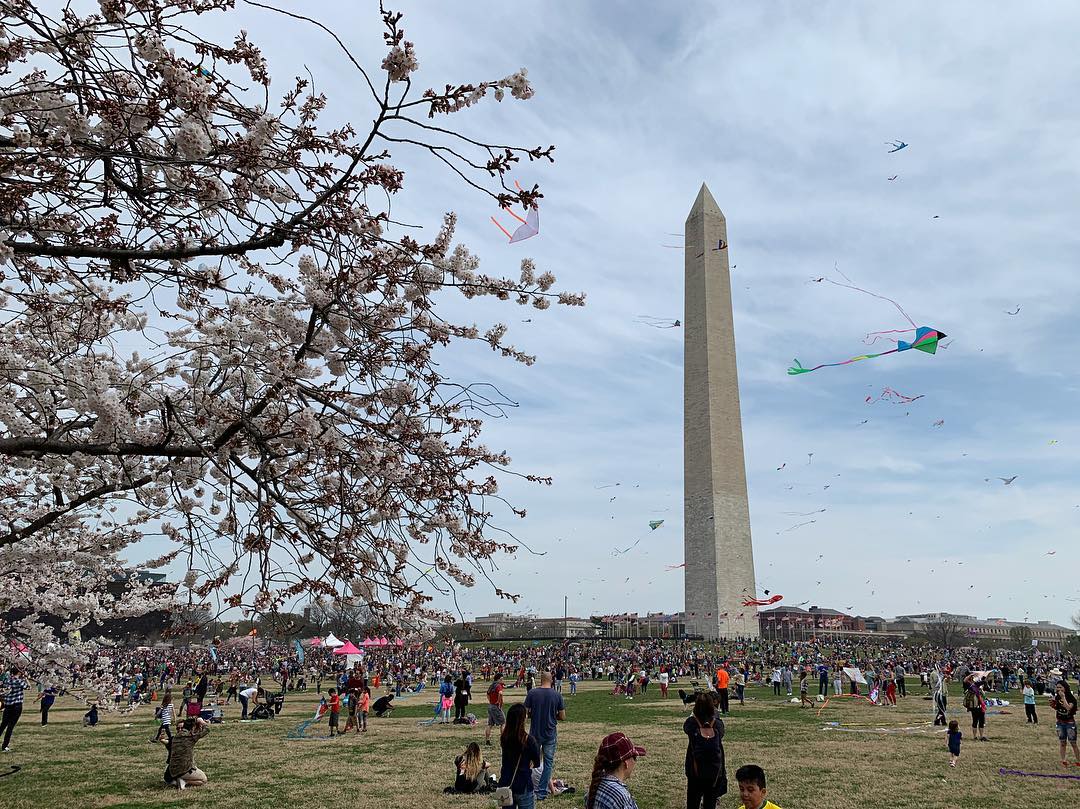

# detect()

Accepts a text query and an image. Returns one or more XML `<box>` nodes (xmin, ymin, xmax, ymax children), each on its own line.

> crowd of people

<box><xmin>1</xmin><ymin>632</ymin><xmax>1078</xmax><ymax>804</ymax></box>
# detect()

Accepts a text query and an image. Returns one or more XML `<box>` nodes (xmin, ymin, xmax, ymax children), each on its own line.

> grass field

<box><xmin>0</xmin><ymin>680</ymin><xmax>1076</xmax><ymax>808</ymax></box>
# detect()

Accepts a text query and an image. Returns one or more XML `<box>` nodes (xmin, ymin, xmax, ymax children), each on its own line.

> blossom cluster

<box><xmin>0</xmin><ymin>1</ymin><xmax>583</xmax><ymax>695</ymax></box>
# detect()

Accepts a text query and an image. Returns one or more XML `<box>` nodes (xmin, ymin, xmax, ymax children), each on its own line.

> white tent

<box><xmin>323</xmin><ymin>632</ymin><xmax>345</xmax><ymax>649</ymax></box>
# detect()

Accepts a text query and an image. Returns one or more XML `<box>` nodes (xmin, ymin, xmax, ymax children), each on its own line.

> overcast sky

<box><xmin>184</xmin><ymin>1</ymin><xmax>1080</xmax><ymax>628</ymax></box>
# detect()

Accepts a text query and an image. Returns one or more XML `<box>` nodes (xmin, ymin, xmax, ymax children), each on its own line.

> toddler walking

<box><xmin>947</xmin><ymin>719</ymin><xmax>961</xmax><ymax>767</ymax></box>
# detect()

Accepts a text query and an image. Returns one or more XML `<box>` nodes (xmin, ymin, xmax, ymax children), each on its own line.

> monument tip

<box><xmin>688</xmin><ymin>182</ymin><xmax>724</xmax><ymax>221</ymax></box>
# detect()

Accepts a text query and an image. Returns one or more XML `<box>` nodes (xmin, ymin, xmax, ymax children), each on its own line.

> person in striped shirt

<box><xmin>153</xmin><ymin>690</ymin><xmax>175</xmax><ymax>743</ymax></box>
<box><xmin>585</xmin><ymin>732</ymin><xmax>645</xmax><ymax>809</ymax></box>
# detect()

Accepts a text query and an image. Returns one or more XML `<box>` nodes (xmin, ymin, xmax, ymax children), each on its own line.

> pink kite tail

<box><xmin>490</xmin><ymin>216</ymin><xmax>513</xmax><ymax>241</ymax></box>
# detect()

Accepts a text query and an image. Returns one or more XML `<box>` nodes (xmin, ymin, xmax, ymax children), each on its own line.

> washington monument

<box><xmin>684</xmin><ymin>184</ymin><xmax>759</xmax><ymax>639</ymax></box>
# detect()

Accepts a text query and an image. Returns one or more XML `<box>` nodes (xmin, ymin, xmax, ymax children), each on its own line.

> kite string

<box><xmin>821</xmin><ymin>278</ymin><xmax>917</xmax><ymax>329</ymax></box>
<box><xmin>863</xmin><ymin>328</ymin><xmax>915</xmax><ymax>346</ymax></box>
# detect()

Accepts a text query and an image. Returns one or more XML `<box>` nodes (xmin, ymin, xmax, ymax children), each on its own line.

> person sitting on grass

<box><xmin>453</xmin><ymin>741</ymin><xmax>492</xmax><ymax>794</ymax></box>
<box><xmin>83</xmin><ymin>702</ymin><xmax>99</xmax><ymax>727</ymax></box>
<box><xmin>162</xmin><ymin>717</ymin><xmax>210</xmax><ymax>790</ymax></box>
<box><xmin>735</xmin><ymin>764</ymin><xmax>781</xmax><ymax>809</ymax></box>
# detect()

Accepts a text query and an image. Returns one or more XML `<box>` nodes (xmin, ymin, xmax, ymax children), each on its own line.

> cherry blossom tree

<box><xmin>0</xmin><ymin>0</ymin><xmax>582</xmax><ymax>695</ymax></box>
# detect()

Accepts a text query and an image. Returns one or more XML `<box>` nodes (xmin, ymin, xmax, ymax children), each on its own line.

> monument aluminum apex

<box><xmin>684</xmin><ymin>183</ymin><xmax>758</xmax><ymax>639</ymax></box>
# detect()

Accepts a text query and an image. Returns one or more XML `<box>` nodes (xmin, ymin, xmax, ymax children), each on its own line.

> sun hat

<box><xmin>598</xmin><ymin>732</ymin><xmax>646</xmax><ymax>766</ymax></box>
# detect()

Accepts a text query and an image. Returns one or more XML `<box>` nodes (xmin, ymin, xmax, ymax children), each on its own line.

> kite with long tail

<box><xmin>789</xmin><ymin>276</ymin><xmax>945</xmax><ymax>375</ymax></box>
<box><xmin>742</xmin><ymin>594</ymin><xmax>783</xmax><ymax>607</ymax></box>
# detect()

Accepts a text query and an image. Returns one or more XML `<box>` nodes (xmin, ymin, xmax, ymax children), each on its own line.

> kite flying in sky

<box><xmin>790</xmin><ymin>275</ymin><xmax>945</xmax><ymax>376</ymax></box>
<box><xmin>886</xmin><ymin>140</ymin><xmax>908</xmax><ymax>153</ymax></box>
<box><xmin>789</xmin><ymin>326</ymin><xmax>945</xmax><ymax>375</ymax></box>
<box><xmin>742</xmin><ymin>594</ymin><xmax>783</xmax><ymax>607</ymax></box>
<box><xmin>649</xmin><ymin>520</ymin><xmax>665</xmax><ymax>530</ymax></box>
<box><xmin>636</xmin><ymin>316</ymin><xmax>681</xmax><ymax>329</ymax></box>
<box><xmin>490</xmin><ymin>181</ymin><xmax>539</xmax><ymax>243</ymax></box>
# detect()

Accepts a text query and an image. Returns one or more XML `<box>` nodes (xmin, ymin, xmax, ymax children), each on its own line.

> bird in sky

<box><xmin>1005</xmin><ymin>306</ymin><xmax>1021</xmax><ymax>316</ymax></box>
<box><xmin>999</xmin><ymin>476</ymin><xmax>1018</xmax><ymax>485</ymax></box>
<box><xmin>888</xmin><ymin>175</ymin><xmax>898</xmax><ymax>181</ymax></box>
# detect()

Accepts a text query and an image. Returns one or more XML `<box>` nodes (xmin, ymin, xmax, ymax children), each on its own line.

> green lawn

<box><xmin>0</xmin><ymin>680</ymin><xmax>1076</xmax><ymax>808</ymax></box>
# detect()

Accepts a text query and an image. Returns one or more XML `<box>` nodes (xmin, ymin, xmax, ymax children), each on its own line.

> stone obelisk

<box><xmin>684</xmin><ymin>184</ymin><xmax>759</xmax><ymax>639</ymax></box>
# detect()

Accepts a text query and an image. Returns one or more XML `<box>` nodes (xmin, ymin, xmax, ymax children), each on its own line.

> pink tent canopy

<box><xmin>309</xmin><ymin>637</ymin><xmax>323</xmax><ymax>647</ymax></box>
<box><xmin>394</xmin><ymin>639</ymin><xmax>404</xmax><ymax>647</ymax></box>
<box><xmin>361</xmin><ymin>637</ymin><xmax>377</xmax><ymax>647</ymax></box>
<box><xmin>377</xmin><ymin>637</ymin><xmax>389</xmax><ymax>646</ymax></box>
<box><xmin>332</xmin><ymin>640</ymin><xmax>362</xmax><ymax>655</ymax></box>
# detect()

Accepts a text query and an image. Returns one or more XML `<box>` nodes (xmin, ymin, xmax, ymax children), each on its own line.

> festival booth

<box><xmin>333</xmin><ymin>640</ymin><xmax>363</xmax><ymax>667</ymax></box>
<box><xmin>323</xmin><ymin>632</ymin><xmax>345</xmax><ymax>649</ymax></box>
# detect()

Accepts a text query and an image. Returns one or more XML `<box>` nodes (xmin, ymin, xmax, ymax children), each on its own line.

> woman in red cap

<box><xmin>585</xmin><ymin>731</ymin><xmax>645</xmax><ymax>809</ymax></box>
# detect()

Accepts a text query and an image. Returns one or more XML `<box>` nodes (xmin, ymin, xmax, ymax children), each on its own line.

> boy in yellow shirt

<box><xmin>736</xmin><ymin>764</ymin><xmax>782</xmax><ymax>809</ymax></box>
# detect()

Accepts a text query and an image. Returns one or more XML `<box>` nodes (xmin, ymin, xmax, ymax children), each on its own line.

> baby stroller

<box><xmin>268</xmin><ymin>691</ymin><xmax>286</xmax><ymax>715</ymax></box>
<box><xmin>249</xmin><ymin>702</ymin><xmax>275</xmax><ymax>720</ymax></box>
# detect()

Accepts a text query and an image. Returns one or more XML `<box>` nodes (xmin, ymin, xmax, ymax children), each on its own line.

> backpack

<box><xmin>688</xmin><ymin>718</ymin><xmax>725</xmax><ymax>788</ymax></box>
<box><xmin>963</xmin><ymin>687</ymin><xmax>977</xmax><ymax>710</ymax></box>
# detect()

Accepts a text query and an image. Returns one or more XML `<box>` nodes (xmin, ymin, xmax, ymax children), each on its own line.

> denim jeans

<box><xmin>536</xmin><ymin>737</ymin><xmax>556</xmax><ymax>799</ymax></box>
<box><xmin>238</xmin><ymin>693</ymin><xmax>249</xmax><ymax>719</ymax></box>
<box><xmin>513</xmin><ymin>790</ymin><xmax>536</xmax><ymax>809</ymax></box>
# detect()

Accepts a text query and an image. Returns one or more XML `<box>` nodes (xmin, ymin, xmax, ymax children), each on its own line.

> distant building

<box><xmin>451</xmin><ymin>612</ymin><xmax>599</xmax><ymax>640</ymax></box>
<box><xmin>890</xmin><ymin>612</ymin><xmax>1073</xmax><ymax>650</ymax></box>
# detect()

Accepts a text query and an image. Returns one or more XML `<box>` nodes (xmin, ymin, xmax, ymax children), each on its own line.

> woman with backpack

<box><xmin>684</xmin><ymin>693</ymin><xmax>727</xmax><ymax>809</ymax></box>
<box><xmin>963</xmin><ymin>673</ymin><xmax>988</xmax><ymax>741</ymax></box>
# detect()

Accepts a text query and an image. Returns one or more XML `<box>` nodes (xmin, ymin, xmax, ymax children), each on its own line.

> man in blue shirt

<box><xmin>523</xmin><ymin>671</ymin><xmax>566</xmax><ymax>801</ymax></box>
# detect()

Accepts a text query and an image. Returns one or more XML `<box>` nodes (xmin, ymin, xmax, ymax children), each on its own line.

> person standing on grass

<box><xmin>327</xmin><ymin>688</ymin><xmax>341</xmax><ymax>737</ymax></box>
<box><xmin>947</xmin><ymin>719</ymin><xmax>962</xmax><ymax>767</ymax></box>
<box><xmin>486</xmin><ymin>673</ymin><xmax>506</xmax><ymax>745</ymax></box>
<box><xmin>714</xmin><ymin>664</ymin><xmax>730</xmax><ymax>716</ymax></box>
<box><xmin>1049</xmin><ymin>680</ymin><xmax>1079</xmax><ymax>766</ymax></box>
<box><xmin>454</xmin><ymin>670</ymin><xmax>472</xmax><ymax>724</ymax></box>
<box><xmin>658</xmin><ymin>668</ymin><xmax>669</xmax><ymax>698</ymax></box>
<box><xmin>963</xmin><ymin>674</ymin><xmax>988</xmax><ymax>742</ymax></box>
<box><xmin>38</xmin><ymin>683</ymin><xmax>57</xmax><ymax>726</ymax></box>
<box><xmin>799</xmin><ymin>670</ymin><xmax>813</xmax><ymax>708</ymax></box>
<box><xmin>153</xmin><ymin>690</ymin><xmax>175</xmax><ymax>742</ymax></box>
<box><xmin>238</xmin><ymin>684</ymin><xmax>258</xmax><ymax>719</ymax></box>
<box><xmin>523</xmin><ymin>671</ymin><xmax>566</xmax><ymax>801</ymax></box>
<box><xmin>684</xmin><ymin>693</ymin><xmax>726</xmax><ymax>809</ymax></box>
<box><xmin>498</xmin><ymin>703</ymin><xmax>541</xmax><ymax>809</ymax></box>
<box><xmin>770</xmin><ymin>668</ymin><xmax>781</xmax><ymax>696</ymax></box>
<box><xmin>0</xmin><ymin>666</ymin><xmax>27</xmax><ymax>752</ymax></box>
<box><xmin>932</xmin><ymin>667</ymin><xmax>948</xmax><ymax>726</ymax></box>
<box><xmin>1023</xmin><ymin>679</ymin><xmax>1038</xmax><ymax>724</ymax></box>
